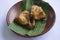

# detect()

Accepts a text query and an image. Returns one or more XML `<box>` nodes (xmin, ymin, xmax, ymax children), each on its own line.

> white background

<box><xmin>0</xmin><ymin>0</ymin><xmax>60</xmax><ymax>40</ymax></box>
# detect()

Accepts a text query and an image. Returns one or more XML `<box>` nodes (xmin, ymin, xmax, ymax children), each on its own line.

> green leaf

<box><xmin>8</xmin><ymin>22</ymin><xmax>29</xmax><ymax>35</ymax></box>
<box><xmin>20</xmin><ymin>0</ymin><xmax>33</xmax><ymax>11</ymax></box>
<box><xmin>27</xmin><ymin>20</ymin><xmax>46</xmax><ymax>36</ymax></box>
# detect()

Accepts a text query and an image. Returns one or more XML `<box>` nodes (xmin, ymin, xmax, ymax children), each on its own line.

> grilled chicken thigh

<box><xmin>31</xmin><ymin>5</ymin><xmax>46</xmax><ymax>20</ymax></box>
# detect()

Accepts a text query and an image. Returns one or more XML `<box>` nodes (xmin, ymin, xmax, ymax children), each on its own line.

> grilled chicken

<box><xmin>15</xmin><ymin>11</ymin><xmax>30</xmax><ymax>25</ymax></box>
<box><xmin>31</xmin><ymin>5</ymin><xmax>46</xmax><ymax>20</ymax></box>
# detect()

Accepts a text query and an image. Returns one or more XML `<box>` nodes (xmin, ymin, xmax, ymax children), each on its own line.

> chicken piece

<box><xmin>14</xmin><ymin>10</ymin><xmax>35</xmax><ymax>29</ymax></box>
<box><xmin>31</xmin><ymin>5</ymin><xmax>46</xmax><ymax>20</ymax></box>
<box><xmin>14</xmin><ymin>11</ymin><xmax>30</xmax><ymax>25</ymax></box>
